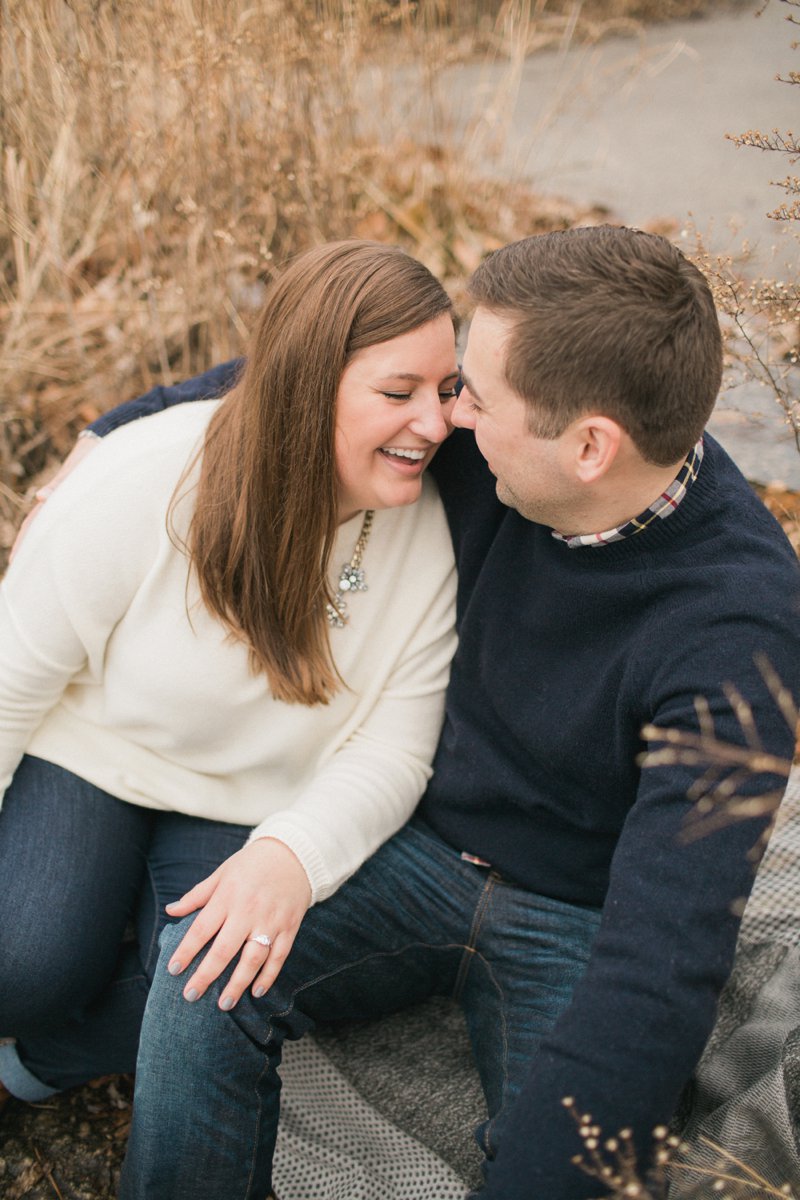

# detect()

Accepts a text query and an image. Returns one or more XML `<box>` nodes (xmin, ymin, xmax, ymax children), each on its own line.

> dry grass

<box><xmin>687</xmin><ymin>0</ymin><xmax>800</xmax><ymax>462</ymax></box>
<box><xmin>0</xmin><ymin>0</ymin><xmax>754</xmax><ymax>563</ymax></box>
<box><xmin>564</xmin><ymin>1096</ymin><xmax>798</xmax><ymax>1198</ymax></box>
<box><xmin>1</xmin><ymin>0</ymin><xmax>636</xmax><ymax>557</ymax></box>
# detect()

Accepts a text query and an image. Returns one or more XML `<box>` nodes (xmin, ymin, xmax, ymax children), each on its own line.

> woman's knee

<box><xmin>0</xmin><ymin>934</ymin><xmax>98</xmax><ymax>1034</ymax></box>
<box><xmin>138</xmin><ymin>927</ymin><xmax>229</xmax><ymax>1067</ymax></box>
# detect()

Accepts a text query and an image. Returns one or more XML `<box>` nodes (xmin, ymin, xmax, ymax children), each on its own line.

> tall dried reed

<box><xmin>692</xmin><ymin>0</ymin><xmax>800</xmax><ymax>464</ymax></box>
<box><xmin>1</xmin><ymin>0</ymin><xmax>617</xmax><ymax>554</ymax></box>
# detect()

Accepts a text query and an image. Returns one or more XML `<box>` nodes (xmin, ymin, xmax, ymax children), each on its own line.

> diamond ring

<box><xmin>247</xmin><ymin>933</ymin><xmax>273</xmax><ymax>949</ymax></box>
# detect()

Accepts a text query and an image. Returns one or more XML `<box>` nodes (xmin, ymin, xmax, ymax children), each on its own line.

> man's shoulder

<box><xmin>98</xmin><ymin>397</ymin><xmax>217</xmax><ymax>461</ymax></box>
<box><xmin>701</xmin><ymin>434</ymin><xmax>799</xmax><ymax>573</ymax></box>
<box><xmin>90</xmin><ymin>359</ymin><xmax>243</xmax><ymax>436</ymax></box>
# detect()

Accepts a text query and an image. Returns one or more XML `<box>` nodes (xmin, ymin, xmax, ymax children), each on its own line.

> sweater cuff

<box><xmin>247</xmin><ymin>819</ymin><xmax>333</xmax><ymax>906</ymax></box>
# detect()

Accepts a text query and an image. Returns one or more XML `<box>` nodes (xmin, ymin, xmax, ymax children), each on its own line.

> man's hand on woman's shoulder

<box><xmin>10</xmin><ymin>432</ymin><xmax>100</xmax><ymax>563</ymax></box>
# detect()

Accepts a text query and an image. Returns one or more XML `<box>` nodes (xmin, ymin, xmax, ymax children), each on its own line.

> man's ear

<box><xmin>570</xmin><ymin>416</ymin><xmax>622</xmax><ymax>484</ymax></box>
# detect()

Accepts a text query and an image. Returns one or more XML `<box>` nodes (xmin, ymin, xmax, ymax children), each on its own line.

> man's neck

<box><xmin>556</xmin><ymin>456</ymin><xmax>688</xmax><ymax>539</ymax></box>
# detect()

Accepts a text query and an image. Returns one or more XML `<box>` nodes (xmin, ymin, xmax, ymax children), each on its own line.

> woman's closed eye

<box><xmin>381</xmin><ymin>389</ymin><xmax>458</xmax><ymax>402</ymax></box>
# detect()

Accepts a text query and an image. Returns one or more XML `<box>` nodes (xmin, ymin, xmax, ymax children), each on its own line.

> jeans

<box><xmin>0</xmin><ymin>755</ymin><xmax>249</xmax><ymax>1098</ymax></box>
<box><xmin>120</xmin><ymin>820</ymin><xmax>601</xmax><ymax>1199</ymax></box>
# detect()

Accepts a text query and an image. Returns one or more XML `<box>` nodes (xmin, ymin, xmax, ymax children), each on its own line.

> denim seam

<box><xmin>466</xmin><ymin>948</ymin><xmax>510</xmax><ymax>1161</ymax></box>
<box><xmin>453</xmin><ymin>874</ymin><xmax>497</xmax><ymax>1001</ymax></box>
<box><xmin>141</xmin><ymin>856</ymin><xmax>162</xmax><ymax>977</ymax></box>
<box><xmin>261</xmin><ymin>939</ymin><xmax>465</xmax><ymax>1041</ymax></box>
<box><xmin>452</xmin><ymin>874</ymin><xmax>511</xmax><ymax>1161</ymax></box>
<box><xmin>245</xmin><ymin>1055</ymin><xmax>274</xmax><ymax>1198</ymax></box>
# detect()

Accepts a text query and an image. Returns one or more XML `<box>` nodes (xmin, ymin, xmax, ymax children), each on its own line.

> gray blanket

<box><xmin>273</xmin><ymin>773</ymin><xmax>800</xmax><ymax>1199</ymax></box>
<box><xmin>668</xmin><ymin>772</ymin><xmax>800</xmax><ymax>1197</ymax></box>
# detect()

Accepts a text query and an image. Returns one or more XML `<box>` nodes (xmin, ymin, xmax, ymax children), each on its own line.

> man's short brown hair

<box><xmin>467</xmin><ymin>225</ymin><xmax>723</xmax><ymax>466</ymax></box>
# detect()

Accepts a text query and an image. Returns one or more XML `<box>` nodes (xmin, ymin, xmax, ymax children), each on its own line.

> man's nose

<box><xmin>450</xmin><ymin>387</ymin><xmax>475</xmax><ymax>430</ymax></box>
<box><xmin>408</xmin><ymin>393</ymin><xmax>450</xmax><ymax>443</ymax></box>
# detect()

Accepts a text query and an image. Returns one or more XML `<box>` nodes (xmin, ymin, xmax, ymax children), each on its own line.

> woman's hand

<box><xmin>11</xmin><ymin>435</ymin><xmax>100</xmax><ymax>563</ymax></box>
<box><xmin>164</xmin><ymin>837</ymin><xmax>312</xmax><ymax>1010</ymax></box>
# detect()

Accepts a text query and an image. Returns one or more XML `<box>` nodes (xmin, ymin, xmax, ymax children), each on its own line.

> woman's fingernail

<box><xmin>167</xmin><ymin>959</ymin><xmax>182</xmax><ymax>976</ymax></box>
<box><xmin>220</xmin><ymin>996</ymin><xmax>234</xmax><ymax>1011</ymax></box>
<box><xmin>253</xmin><ymin>986</ymin><xmax>266</xmax><ymax>998</ymax></box>
<box><xmin>185</xmin><ymin>987</ymin><xmax>198</xmax><ymax>1002</ymax></box>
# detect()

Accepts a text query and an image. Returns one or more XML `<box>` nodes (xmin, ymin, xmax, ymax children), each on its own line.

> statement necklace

<box><xmin>326</xmin><ymin>510</ymin><xmax>375</xmax><ymax>628</ymax></box>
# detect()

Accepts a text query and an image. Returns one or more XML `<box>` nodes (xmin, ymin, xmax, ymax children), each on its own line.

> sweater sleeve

<box><xmin>481</xmin><ymin>609</ymin><xmax>799</xmax><ymax>1199</ymax></box>
<box><xmin>88</xmin><ymin>360</ymin><xmax>243</xmax><ymax>436</ymax></box>
<box><xmin>248</xmin><ymin>510</ymin><xmax>457</xmax><ymax>904</ymax></box>
<box><xmin>0</xmin><ymin>427</ymin><xmax>179</xmax><ymax>800</ymax></box>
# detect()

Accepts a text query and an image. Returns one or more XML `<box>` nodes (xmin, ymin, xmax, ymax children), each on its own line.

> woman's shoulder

<box><xmin>96</xmin><ymin>399</ymin><xmax>219</xmax><ymax>467</ymax></box>
<box><xmin>56</xmin><ymin>401</ymin><xmax>219</xmax><ymax>507</ymax></box>
<box><xmin>15</xmin><ymin>403</ymin><xmax>220</xmax><ymax>566</ymax></box>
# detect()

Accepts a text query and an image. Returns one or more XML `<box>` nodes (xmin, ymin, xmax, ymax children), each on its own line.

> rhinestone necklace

<box><xmin>326</xmin><ymin>510</ymin><xmax>374</xmax><ymax>628</ymax></box>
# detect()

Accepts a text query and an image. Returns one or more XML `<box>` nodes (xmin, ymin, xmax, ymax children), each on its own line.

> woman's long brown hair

<box><xmin>183</xmin><ymin>240</ymin><xmax>454</xmax><ymax>705</ymax></box>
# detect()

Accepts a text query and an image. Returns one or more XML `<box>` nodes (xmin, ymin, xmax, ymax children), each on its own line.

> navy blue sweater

<box><xmin>92</xmin><ymin>365</ymin><xmax>800</xmax><ymax>1197</ymax></box>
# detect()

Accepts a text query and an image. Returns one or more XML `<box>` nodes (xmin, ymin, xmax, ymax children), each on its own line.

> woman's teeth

<box><xmin>381</xmin><ymin>448</ymin><xmax>426</xmax><ymax>460</ymax></box>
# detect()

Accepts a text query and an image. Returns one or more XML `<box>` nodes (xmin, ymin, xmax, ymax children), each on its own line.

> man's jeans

<box><xmin>0</xmin><ymin>755</ymin><xmax>249</xmax><ymax>1097</ymax></box>
<box><xmin>120</xmin><ymin>820</ymin><xmax>601</xmax><ymax>1199</ymax></box>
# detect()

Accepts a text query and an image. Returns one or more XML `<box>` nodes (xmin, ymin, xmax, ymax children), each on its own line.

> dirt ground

<box><xmin>0</xmin><ymin>1076</ymin><xmax>133</xmax><ymax>1199</ymax></box>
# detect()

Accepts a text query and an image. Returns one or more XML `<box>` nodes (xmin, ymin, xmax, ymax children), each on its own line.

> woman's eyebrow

<box><xmin>378</xmin><ymin>370</ymin><xmax>460</xmax><ymax>383</ymax></box>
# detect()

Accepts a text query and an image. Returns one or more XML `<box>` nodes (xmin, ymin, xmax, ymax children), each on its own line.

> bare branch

<box><xmin>756</xmin><ymin>652</ymin><xmax>800</xmax><ymax>732</ymax></box>
<box><xmin>722</xmin><ymin>682</ymin><xmax>762</xmax><ymax>752</ymax></box>
<box><xmin>640</xmin><ymin>725</ymin><xmax>791</xmax><ymax>779</ymax></box>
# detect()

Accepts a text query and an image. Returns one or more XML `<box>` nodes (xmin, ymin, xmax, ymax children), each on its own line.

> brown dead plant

<box><xmin>0</xmin><ymin>0</ymin><xmax>616</xmax><ymax>560</ymax></box>
<box><xmin>691</xmin><ymin>0</ymin><xmax>800</xmax><ymax>460</ymax></box>
<box><xmin>563</xmin><ymin>1098</ymin><xmax>798</xmax><ymax>1198</ymax></box>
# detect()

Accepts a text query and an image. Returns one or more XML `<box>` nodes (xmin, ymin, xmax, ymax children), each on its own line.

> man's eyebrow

<box><xmin>459</xmin><ymin>369</ymin><xmax>484</xmax><ymax>404</ymax></box>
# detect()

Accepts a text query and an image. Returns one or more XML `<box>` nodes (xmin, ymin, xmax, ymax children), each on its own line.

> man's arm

<box><xmin>88</xmin><ymin>358</ymin><xmax>244</xmax><ymax>435</ymax></box>
<box><xmin>482</xmin><ymin>619</ymin><xmax>799</xmax><ymax>1199</ymax></box>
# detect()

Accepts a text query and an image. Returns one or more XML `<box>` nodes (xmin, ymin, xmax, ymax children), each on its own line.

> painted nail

<box><xmin>167</xmin><ymin>959</ymin><xmax>182</xmax><ymax>976</ymax></box>
<box><xmin>220</xmin><ymin>996</ymin><xmax>235</xmax><ymax>1011</ymax></box>
<box><xmin>185</xmin><ymin>987</ymin><xmax>198</xmax><ymax>1002</ymax></box>
<box><xmin>253</xmin><ymin>985</ymin><xmax>266</xmax><ymax>998</ymax></box>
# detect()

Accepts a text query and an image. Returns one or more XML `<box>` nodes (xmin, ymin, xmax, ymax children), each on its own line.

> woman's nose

<box><xmin>408</xmin><ymin>393</ymin><xmax>450</xmax><ymax>443</ymax></box>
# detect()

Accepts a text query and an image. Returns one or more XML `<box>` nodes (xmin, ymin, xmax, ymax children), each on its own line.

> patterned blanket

<box><xmin>272</xmin><ymin>773</ymin><xmax>800</xmax><ymax>1199</ymax></box>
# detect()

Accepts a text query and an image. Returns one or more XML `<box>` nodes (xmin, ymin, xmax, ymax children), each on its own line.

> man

<box><xmin>31</xmin><ymin>227</ymin><xmax>800</xmax><ymax>1196</ymax></box>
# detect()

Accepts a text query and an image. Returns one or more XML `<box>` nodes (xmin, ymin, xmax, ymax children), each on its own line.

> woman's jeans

<box><xmin>120</xmin><ymin>820</ymin><xmax>602</xmax><ymax>1200</ymax></box>
<box><xmin>0</xmin><ymin>755</ymin><xmax>249</xmax><ymax>1098</ymax></box>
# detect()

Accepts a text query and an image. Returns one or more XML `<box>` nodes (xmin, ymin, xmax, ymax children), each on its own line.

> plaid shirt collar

<box><xmin>552</xmin><ymin>438</ymin><xmax>705</xmax><ymax>549</ymax></box>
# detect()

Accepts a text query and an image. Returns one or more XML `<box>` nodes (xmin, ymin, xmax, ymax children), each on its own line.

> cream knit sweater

<box><xmin>0</xmin><ymin>402</ymin><xmax>457</xmax><ymax>903</ymax></box>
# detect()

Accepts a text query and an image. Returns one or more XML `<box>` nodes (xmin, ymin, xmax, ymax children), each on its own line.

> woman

<box><xmin>0</xmin><ymin>240</ymin><xmax>459</xmax><ymax>1103</ymax></box>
